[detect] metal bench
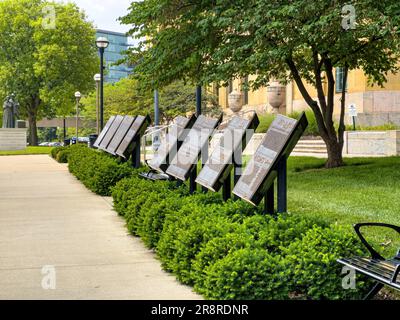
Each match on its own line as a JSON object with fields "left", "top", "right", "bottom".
{"left": 338, "top": 223, "right": 400, "bottom": 299}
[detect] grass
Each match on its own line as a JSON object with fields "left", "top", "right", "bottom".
{"left": 0, "top": 146, "right": 53, "bottom": 156}
{"left": 287, "top": 156, "right": 400, "bottom": 258}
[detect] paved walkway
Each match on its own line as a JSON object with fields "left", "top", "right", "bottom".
{"left": 0, "top": 155, "right": 200, "bottom": 300}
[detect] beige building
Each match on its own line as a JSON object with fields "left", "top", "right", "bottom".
{"left": 213, "top": 69, "right": 400, "bottom": 126}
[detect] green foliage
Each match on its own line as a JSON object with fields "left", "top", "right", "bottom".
{"left": 121, "top": 0, "right": 400, "bottom": 167}
{"left": 56, "top": 149, "right": 70, "bottom": 163}
{"left": 67, "top": 146, "right": 133, "bottom": 196}
{"left": 113, "top": 172, "right": 370, "bottom": 299}
{"left": 139, "top": 193, "right": 186, "bottom": 248}
{"left": 282, "top": 225, "right": 371, "bottom": 300}
{"left": 0, "top": 0, "right": 98, "bottom": 145}
{"left": 62, "top": 150, "right": 378, "bottom": 299}
{"left": 255, "top": 113, "right": 276, "bottom": 134}
{"left": 202, "top": 248, "right": 288, "bottom": 300}
{"left": 51, "top": 146, "right": 72, "bottom": 162}
{"left": 51, "top": 146, "right": 63, "bottom": 159}
{"left": 256, "top": 110, "right": 319, "bottom": 136}
{"left": 81, "top": 78, "right": 220, "bottom": 124}
{"left": 289, "top": 110, "right": 319, "bottom": 137}
{"left": 0, "top": 146, "right": 52, "bottom": 156}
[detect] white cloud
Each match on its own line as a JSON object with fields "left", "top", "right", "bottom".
{"left": 59, "top": 0, "right": 133, "bottom": 33}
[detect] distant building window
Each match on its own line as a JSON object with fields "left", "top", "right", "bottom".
{"left": 336, "top": 67, "right": 348, "bottom": 93}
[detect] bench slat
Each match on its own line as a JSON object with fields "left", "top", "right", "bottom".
{"left": 338, "top": 258, "right": 400, "bottom": 289}
{"left": 342, "top": 257, "right": 395, "bottom": 279}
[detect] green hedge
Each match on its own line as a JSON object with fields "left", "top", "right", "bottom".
{"left": 67, "top": 146, "right": 134, "bottom": 196}
{"left": 60, "top": 146, "right": 372, "bottom": 299}
{"left": 51, "top": 145, "right": 84, "bottom": 163}
{"left": 111, "top": 175, "right": 372, "bottom": 300}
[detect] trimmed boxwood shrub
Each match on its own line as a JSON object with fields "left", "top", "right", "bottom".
{"left": 202, "top": 248, "right": 289, "bottom": 300}
{"left": 51, "top": 146, "right": 63, "bottom": 159}
{"left": 67, "top": 146, "right": 133, "bottom": 196}
{"left": 158, "top": 203, "right": 238, "bottom": 284}
{"left": 281, "top": 225, "right": 371, "bottom": 300}
{"left": 56, "top": 149, "right": 70, "bottom": 163}
{"left": 58, "top": 147, "right": 371, "bottom": 300}
{"left": 138, "top": 193, "right": 186, "bottom": 249}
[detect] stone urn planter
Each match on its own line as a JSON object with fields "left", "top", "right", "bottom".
{"left": 228, "top": 89, "right": 243, "bottom": 113}
{"left": 267, "top": 81, "right": 286, "bottom": 114}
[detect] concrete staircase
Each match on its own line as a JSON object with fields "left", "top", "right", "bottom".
{"left": 293, "top": 139, "right": 327, "bottom": 156}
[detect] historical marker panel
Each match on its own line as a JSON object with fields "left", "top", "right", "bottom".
{"left": 166, "top": 115, "right": 222, "bottom": 181}
{"left": 107, "top": 116, "right": 136, "bottom": 155}
{"left": 93, "top": 116, "right": 116, "bottom": 148}
{"left": 232, "top": 113, "right": 308, "bottom": 206}
{"left": 148, "top": 114, "right": 196, "bottom": 173}
{"left": 115, "top": 115, "right": 151, "bottom": 159}
{"left": 196, "top": 114, "right": 259, "bottom": 192}
{"left": 98, "top": 115, "right": 124, "bottom": 151}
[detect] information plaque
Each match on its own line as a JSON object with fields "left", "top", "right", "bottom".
{"left": 166, "top": 115, "right": 222, "bottom": 181}
{"left": 98, "top": 115, "right": 124, "bottom": 151}
{"left": 196, "top": 114, "right": 259, "bottom": 192}
{"left": 93, "top": 116, "right": 116, "bottom": 148}
{"left": 106, "top": 116, "right": 136, "bottom": 155}
{"left": 232, "top": 113, "right": 308, "bottom": 206}
{"left": 115, "top": 115, "right": 151, "bottom": 159}
{"left": 148, "top": 114, "right": 197, "bottom": 173}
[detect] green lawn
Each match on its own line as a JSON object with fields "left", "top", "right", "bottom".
{"left": 0, "top": 146, "right": 53, "bottom": 156}
{"left": 287, "top": 156, "right": 400, "bottom": 258}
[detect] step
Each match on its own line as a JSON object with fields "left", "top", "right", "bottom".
{"left": 293, "top": 148, "right": 327, "bottom": 154}
{"left": 296, "top": 142, "right": 326, "bottom": 147}
{"left": 298, "top": 139, "right": 325, "bottom": 145}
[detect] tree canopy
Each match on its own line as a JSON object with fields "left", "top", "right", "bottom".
{"left": 0, "top": 0, "right": 98, "bottom": 145}
{"left": 121, "top": 0, "right": 400, "bottom": 167}
{"left": 81, "top": 78, "right": 220, "bottom": 124}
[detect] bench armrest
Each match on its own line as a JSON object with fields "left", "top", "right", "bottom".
{"left": 354, "top": 223, "right": 400, "bottom": 260}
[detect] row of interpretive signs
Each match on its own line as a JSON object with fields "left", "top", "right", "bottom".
{"left": 94, "top": 111, "right": 308, "bottom": 207}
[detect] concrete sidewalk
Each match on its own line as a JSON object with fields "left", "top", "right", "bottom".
{"left": 0, "top": 155, "right": 200, "bottom": 300}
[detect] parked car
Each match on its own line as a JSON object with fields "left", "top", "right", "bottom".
{"left": 48, "top": 142, "right": 62, "bottom": 147}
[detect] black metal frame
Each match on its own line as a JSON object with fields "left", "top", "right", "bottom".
{"left": 338, "top": 223, "right": 400, "bottom": 300}
{"left": 263, "top": 156, "right": 288, "bottom": 215}
{"left": 131, "top": 135, "right": 141, "bottom": 169}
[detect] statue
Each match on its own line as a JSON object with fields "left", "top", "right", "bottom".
{"left": 2, "top": 94, "right": 19, "bottom": 128}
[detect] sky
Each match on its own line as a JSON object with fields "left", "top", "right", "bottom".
{"left": 61, "top": 0, "right": 133, "bottom": 34}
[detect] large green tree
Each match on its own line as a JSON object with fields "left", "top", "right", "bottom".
{"left": 121, "top": 0, "right": 400, "bottom": 168}
{"left": 0, "top": 0, "right": 98, "bottom": 145}
{"left": 81, "top": 77, "right": 220, "bottom": 124}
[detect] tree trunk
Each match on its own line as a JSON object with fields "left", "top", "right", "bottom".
{"left": 28, "top": 112, "right": 38, "bottom": 146}
{"left": 324, "top": 138, "right": 344, "bottom": 168}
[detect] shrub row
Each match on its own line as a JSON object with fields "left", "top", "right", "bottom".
{"left": 66, "top": 146, "right": 134, "bottom": 196}
{"left": 112, "top": 174, "right": 372, "bottom": 300}
{"left": 50, "top": 145, "right": 75, "bottom": 163}
{"left": 56, "top": 145, "right": 372, "bottom": 299}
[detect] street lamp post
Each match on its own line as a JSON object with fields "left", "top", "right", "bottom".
{"left": 94, "top": 74, "right": 101, "bottom": 135}
{"left": 95, "top": 37, "right": 109, "bottom": 130}
{"left": 75, "top": 91, "right": 81, "bottom": 144}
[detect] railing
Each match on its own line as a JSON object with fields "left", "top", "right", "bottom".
{"left": 140, "top": 110, "right": 257, "bottom": 162}
{"left": 141, "top": 124, "right": 173, "bottom": 163}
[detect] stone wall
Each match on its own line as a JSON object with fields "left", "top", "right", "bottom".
{"left": 292, "top": 90, "right": 400, "bottom": 127}
{"left": 211, "top": 131, "right": 400, "bottom": 157}
{"left": 343, "top": 130, "right": 400, "bottom": 156}
{"left": 0, "top": 129, "right": 27, "bottom": 151}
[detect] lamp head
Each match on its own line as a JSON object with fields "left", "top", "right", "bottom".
{"left": 75, "top": 91, "right": 81, "bottom": 101}
{"left": 96, "top": 37, "right": 109, "bottom": 49}
{"left": 94, "top": 74, "right": 101, "bottom": 82}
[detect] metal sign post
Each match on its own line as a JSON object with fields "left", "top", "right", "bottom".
{"left": 348, "top": 104, "right": 358, "bottom": 131}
